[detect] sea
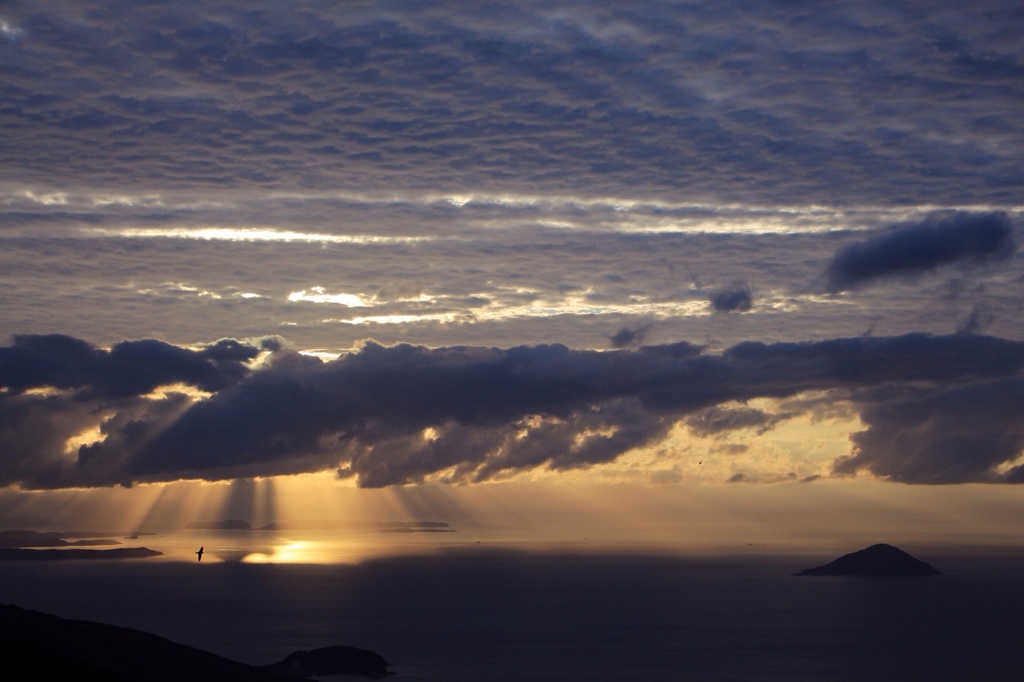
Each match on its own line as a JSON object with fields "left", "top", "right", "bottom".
{"left": 2, "top": 530, "right": 1023, "bottom": 681}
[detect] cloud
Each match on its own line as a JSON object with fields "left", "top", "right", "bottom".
{"left": 0, "top": 19, "right": 25, "bottom": 40}
{"left": 0, "top": 1, "right": 1022, "bottom": 502}
{"left": 833, "top": 378, "right": 1024, "bottom": 484}
{"left": 709, "top": 282, "right": 753, "bottom": 313}
{"left": 957, "top": 303, "right": 996, "bottom": 335}
{"left": 0, "top": 334, "right": 259, "bottom": 398}
{"left": 649, "top": 464, "right": 682, "bottom": 484}
{"left": 709, "top": 443, "right": 749, "bottom": 456}
{"left": 1, "top": 3, "right": 1022, "bottom": 205}
{"left": 824, "top": 211, "right": 1016, "bottom": 292}
{"left": 3, "top": 206, "right": 1021, "bottom": 358}
{"left": 686, "top": 405, "right": 786, "bottom": 437}
{"left": 3, "top": 332, "right": 1024, "bottom": 489}
{"left": 609, "top": 322, "right": 652, "bottom": 348}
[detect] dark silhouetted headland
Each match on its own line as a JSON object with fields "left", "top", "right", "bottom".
{"left": 0, "top": 547, "right": 162, "bottom": 561}
{"left": 0, "top": 604, "right": 304, "bottom": 681}
{"left": 0, "top": 529, "right": 160, "bottom": 560}
{"left": 264, "top": 645, "right": 392, "bottom": 678}
{"left": 0, "top": 529, "right": 121, "bottom": 547}
{"left": 797, "top": 544, "right": 941, "bottom": 576}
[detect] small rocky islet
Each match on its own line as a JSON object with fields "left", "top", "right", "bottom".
{"left": 796, "top": 543, "right": 941, "bottom": 576}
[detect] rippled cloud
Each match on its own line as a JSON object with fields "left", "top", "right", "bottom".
{"left": 0, "top": 1, "right": 1021, "bottom": 205}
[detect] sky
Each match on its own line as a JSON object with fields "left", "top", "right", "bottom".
{"left": 1, "top": 0, "right": 1023, "bottom": 547}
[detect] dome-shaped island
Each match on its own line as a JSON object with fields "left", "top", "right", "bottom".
{"left": 796, "top": 543, "right": 941, "bottom": 576}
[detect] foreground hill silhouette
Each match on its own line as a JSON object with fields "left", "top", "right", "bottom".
{"left": 0, "top": 604, "right": 389, "bottom": 680}
{"left": 797, "top": 544, "right": 941, "bottom": 576}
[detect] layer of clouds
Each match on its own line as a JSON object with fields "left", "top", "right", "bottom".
{"left": 824, "top": 212, "right": 1017, "bottom": 292}
{"left": 2, "top": 332, "right": 1024, "bottom": 489}
{"left": 2, "top": 209, "right": 1019, "bottom": 355}
{"left": 0, "top": 1, "right": 1021, "bottom": 204}
{"left": 0, "top": 1, "right": 1022, "bottom": 494}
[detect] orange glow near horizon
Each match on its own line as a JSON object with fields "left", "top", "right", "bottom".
{"left": 5, "top": 475, "right": 1024, "bottom": 563}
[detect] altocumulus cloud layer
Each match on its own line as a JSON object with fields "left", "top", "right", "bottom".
{"left": 3, "top": 333, "right": 1024, "bottom": 489}
{"left": 0, "top": 0, "right": 1021, "bottom": 204}
{"left": 1, "top": 208, "right": 1020, "bottom": 355}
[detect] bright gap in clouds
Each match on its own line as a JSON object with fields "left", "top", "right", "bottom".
{"left": 0, "top": 19, "right": 24, "bottom": 39}
{"left": 79, "top": 206, "right": 873, "bottom": 237}
{"left": 288, "top": 287, "right": 436, "bottom": 307}
{"left": 302, "top": 288, "right": 845, "bottom": 326}
{"left": 19, "top": 188, "right": 1018, "bottom": 237}
{"left": 83, "top": 227, "right": 434, "bottom": 244}
{"left": 317, "top": 297, "right": 714, "bottom": 326}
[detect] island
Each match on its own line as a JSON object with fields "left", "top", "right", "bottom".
{"left": 377, "top": 521, "right": 455, "bottom": 534}
{"left": 264, "top": 645, "right": 392, "bottom": 678}
{"left": 0, "top": 529, "right": 162, "bottom": 561}
{"left": 796, "top": 543, "right": 941, "bottom": 576}
{"left": 0, "top": 547, "right": 163, "bottom": 561}
{"left": 0, "top": 530, "right": 121, "bottom": 548}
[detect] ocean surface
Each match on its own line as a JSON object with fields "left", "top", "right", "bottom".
{"left": 2, "top": 532, "right": 1023, "bottom": 681}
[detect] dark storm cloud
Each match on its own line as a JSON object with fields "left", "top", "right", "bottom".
{"left": 833, "top": 379, "right": 1024, "bottom": 484}
{"left": 709, "top": 282, "right": 753, "bottom": 313}
{"left": 0, "top": 334, "right": 265, "bottom": 488}
{"left": 3, "top": 332, "right": 1024, "bottom": 489}
{"left": 0, "top": 334, "right": 259, "bottom": 398}
{"left": 1, "top": 1, "right": 1022, "bottom": 203}
{"left": 824, "top": 211, "right": 1017, "bottom": 293}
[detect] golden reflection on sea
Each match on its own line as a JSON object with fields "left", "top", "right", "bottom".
{"left": 138, "top": 528, "right": 470, "bottom": 565}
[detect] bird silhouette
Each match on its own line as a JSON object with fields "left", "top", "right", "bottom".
{"left": 196, "top": 546, "right": 204, "bottom": 562}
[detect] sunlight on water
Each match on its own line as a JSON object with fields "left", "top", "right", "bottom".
{"left": 135, "top": 527, "right": 474, "bottom": 565}
{"left": 8, "top": 477, "right": 1024, "bottom": 566}
{"left": 240, "top": 540, "right": 319, "bottom": 564}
